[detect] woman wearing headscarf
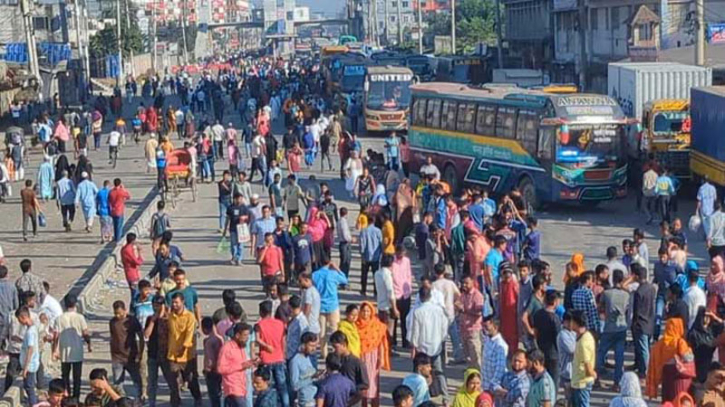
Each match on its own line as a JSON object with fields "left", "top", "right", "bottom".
{"left": 475, "top": 392, "right": 493, "bottom": 407}
{"left": 563, "top": 252, "right": 585, "bottom": 284}
{"left": 54, "top": 154, "right": 70, "bottom": 182}
{"left": 74, "top": 172, "right": 99, "bottom": 233}
{"left": 306, "top": 206, "right": 330, "bottom": 268}
{"left": 344, "top": 150, "right": 364, "bottom": 198}
{"left": 452, "top": 368, "right": 482, "bottom": 407}
{"left": 74, "top": 155, "right": 93, "bottom": 184}
{"left": 646, "top": 317, "right": 695, "bottom": 402}
{"left": 687, "top": 306, "right": 725, "bottom": 383}
{"left": 465, "top": 227, "right": 490, "bottom": 288}
{"left": 608, "top": 372, "right": 648, "bottom": 407}
{"left": 706, "top": 256, "right": 725, "bottom": 363}
{"left": 356, "top": 302, "right": 390, "bottom": 407}
{"left": 672, "top": 392, "right": 695, "bottom": 407}
{"left": 444, "top": 195, "right": 460, "bottom": 241}
{"left": 36, "top": 157, "right": 55, "bottom": 201}
{"left": 393, "top": 178, "right": 416, "bottom": 243}
{"left": 338, "top": 304, "right": 361, "bottom": 357}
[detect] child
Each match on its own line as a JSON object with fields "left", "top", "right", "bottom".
{"left": 201, "top": 317, "right": 223, "bottom": 407}
{"left": 522, "top": 216, "right": 541, "bottom": 262}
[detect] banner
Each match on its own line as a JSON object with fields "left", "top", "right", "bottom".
{"left": 709, "top": 23, "right": 725, "bottom": 44}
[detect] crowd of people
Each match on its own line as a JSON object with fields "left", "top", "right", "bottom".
{"left": 2, "top": 54, "right": 725, "bottom": 407}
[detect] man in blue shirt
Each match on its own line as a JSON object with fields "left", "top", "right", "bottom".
{"left": 250, "top": 205, "right": 277, "bottom": 256}
{"left": 312, "top": 259, "right": 347, "bottom": 359}
{"left": 289, "top": 332, "right": 319, "bottom": 407}
{"left": 523, "top": 217, "right": 541, "bottom": 262}
{"left": 18, "top": 306, "right": 40, "bottom": 406}
{"left": 655, "top": 169, "right": 675, "bottom": 223}
{"left": 315, "top": 353, "right": 357, "bottom": 407}
{"left": 293, "top": 223, "right": 314, "bottom": 275}
{"left": 385, "top": 132, "right": 400, "bottom": 171}
{"left": 468, "top": 194, "right": 486, "bottom": 232}
{"left": 56, "top": 170, "right": 76, "bottom": 232}
{"left": 484, "top": 236, "right": 507, "bottom": 292}
{"left": 697, "top": 176, "right": 717, "bottom": 238}
{"left": 359, "top": 218, "right": 382, "bottom": 297}
{"left": 653, "top": 247, "right": 681, "bottom": 339}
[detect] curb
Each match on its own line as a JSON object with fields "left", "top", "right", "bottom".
{"left": 73, "top": 186, "right": 161, "bottom": 314}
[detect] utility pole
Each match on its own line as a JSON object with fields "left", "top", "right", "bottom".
{"left": 181, "top": 0, "right": 189, "bottom": 64}
{"left": 116, "top": 0, "right": 123, "bottom": 86}
{"left": 151, "top": 0, "right": 157, "bottom": 73}
{"left": 494, "top": 0, "right": 503, "bottom": 67}
{"left": 81, "top": 0, "right": 91, "bottom": 82}
{"left": 124, "top": 0, "right": 135, "bottom": 77}
{"left": 384, "top": 0, "right": 389, "bottom": 45}
{"left": 371, "top": 0, "right": 379, "bottom": 46}
{"left": 417, "top": 0, "right": 423, "bottom": 53}
{"left": 73, "top": 0, "right": 85, "bottom": 86}
{"left": 695, "top": 0, "right": 705, "bottom": 66}
{"left": 396, "top": 0, "right": 403, "bottom": 45}
{"left": 577, "top": 0, "right": 588, "bottom": 90}
{"left": 450, "top": 0, "right": 455, "bottom": 54}
{"left": 20, "top": 0, "right": 41, "bottom": 89}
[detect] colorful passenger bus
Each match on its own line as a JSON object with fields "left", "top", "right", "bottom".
{"left": 364, "top": 66, "right": 414, "bottom": 133}
{"left": 408, "top": 83, "right": 630, "bottom": 206}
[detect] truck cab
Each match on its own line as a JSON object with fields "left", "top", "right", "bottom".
{"left": 641, "top": 99, "right": 691, "bottom": 178}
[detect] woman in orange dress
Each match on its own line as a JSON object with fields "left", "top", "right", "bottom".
{"left": 356, "top": 302, "right": 391, "bottom": 407}
{"left": 646, "top": 317, "right": 695, "bottom": 402}
{"left": 498, "top": 266, "right": 519, "bottom": 352}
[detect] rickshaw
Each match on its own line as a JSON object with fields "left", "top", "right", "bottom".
{"left": 164, "top": 149, "right": 197, "bottom": 206}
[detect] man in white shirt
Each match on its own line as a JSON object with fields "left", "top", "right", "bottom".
{"left": 605, "top": 246, "right": 628, "bottom": 285}
{"left": 642, "top": 167, "right": 658, "bottom": 224}
{"left": 250, "top": 133, "right": 266, "bottom": 183}
{"left": 431, "top": 263, "right": 463, "bottom": 362}
{"left": 211, "top": 121, "right": 225, "bottom": 160}
{"left": 108, "top": 130, "right": 121, "bottom": 164}
{"left": 419, "top": 156, "right": 440, "bottom": 181}
{"left": 683, "top": 269, "right": 707, "bottom": 330}
{"left": 40, "top": 282, "right": 63, "bottom": 325}
{"left": 374, "top": 255, "right": 399, "bottom": 338}
{"left": 408, "top": 286, "right": 449, "bottom": 404}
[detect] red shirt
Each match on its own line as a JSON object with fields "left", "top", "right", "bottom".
{"left": 259, "top": 245, "right": 283, "bottom": 277}
{"left": 109, "top": 187, "right": 131, "bottom": 217}
{"left": 120, "top": 243, "right": 143, "bottom": 284}
{"left": 256, "top": 317, "right": 285, "bottom": 364}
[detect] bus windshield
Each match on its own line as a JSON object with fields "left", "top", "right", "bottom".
{"left": 653, "top": 111, "right": 687, "bottom": 134}
{"left": 407, "top": 57, "right": 430, "bottom": 75}
{"left": 341, "top": 65, "right": 366, "bottom": 92}
{"left": 556, "top": 124, "right": 622, "bottom": 165}
{"left": 366, "top": 78, "right": 412, "bottom": 110}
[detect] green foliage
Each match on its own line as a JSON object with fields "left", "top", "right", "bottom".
{"left": 89, "top": 0, "right": 145, "bottom": 57}
{"left": 424, "top": 0, "right": 500, "bottom": 53}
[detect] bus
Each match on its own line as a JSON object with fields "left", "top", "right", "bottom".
{"left": 322, "top": 54, "right": 368, "bottom": 98}
{"left": 408, "top": 82, "right": 631, "bottom": 206}
{"left": 364, "top": 66, "right": 414, "bottom": 133}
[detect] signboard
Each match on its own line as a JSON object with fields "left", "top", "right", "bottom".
{"left": 343, "top": 65, "right": 366, "bottom": 76}
{"left": 369, "top": 74, "right": 413, "bottom": 82}
{"left": 709, "top": 23, "right": 725, "bottom": 44}
{"left": 556, "top": 95, "right": 618, "bottom": 107}
{"left": 553, "top": 0, "right": 576, "bottom": 11}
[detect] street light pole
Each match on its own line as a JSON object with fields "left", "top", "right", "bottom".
{"left": 417, "top": 0, "right": 423, "bottom": 53}
{"left": 450, "top": 0, "right": 455, "bottom": 54}
{"left": 116, "top": 0, "right": 124, "bottom": 86}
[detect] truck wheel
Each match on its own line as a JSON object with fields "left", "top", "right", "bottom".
{"left": 443, "top": 165, "right": 459, "bottom": 195}
{"left": 518, "top": 176, "right": 538, "bottom": 211}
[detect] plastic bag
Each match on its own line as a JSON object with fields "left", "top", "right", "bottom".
{"left": 689, "top": 214, "right": 701, "bottom": 233}
{"left": 216, "top": 236, "right": 230, "bottom": 254}
{"left": 38, "top": 212, "right": 47, "bottom": 228}
{"left": 237, "top": 223, "right": 251, "bottom": 243}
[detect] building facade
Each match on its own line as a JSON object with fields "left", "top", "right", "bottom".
{"left": 375, "top": 0, "right": 416, "bottom": 44}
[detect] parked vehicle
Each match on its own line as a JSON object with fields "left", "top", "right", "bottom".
{"left": 690, "top": 86, "right": 725, "bottom": 187}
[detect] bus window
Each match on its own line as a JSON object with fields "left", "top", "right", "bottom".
{"left": 441, "top": 100, "right": 458, "bottom": 131}
{"left": 517, "top": 109, "right": 539, "bottom": 153}
{"left": 413, "top": 98, "right": 427, "bottom": 126}
{"left": 538, "top": 127, "right": 554, "bottom": 160}
{"left": 456, "top": 103, "right": 468, "bottom": 131}
{"left": 462, "top": 103, "right": 476, "bottom": 133}
{"left": 427, "top": 99, "right": 441, "bottom": 128}
{"left": 496, "top": 107, "right": 517, "bottom": 139}
{"left": 475, "top": 104, "right": 496, "bottom": 135}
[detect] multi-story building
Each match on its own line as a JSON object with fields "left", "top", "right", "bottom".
{"left": 502, "top": 0, "right": 554, "bottom": 69}
{"left": 374, "top": 0, "right": 416, "bottom": 44}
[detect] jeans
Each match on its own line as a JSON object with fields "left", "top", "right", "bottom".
{"left": 571, "top": 383, "right": 592, "bottom": 407}
{"left": 4, "top": 353, "right": 20, "bottom": 392}
{"left": 388, "top": 156, "right": 400, "bottom": 171}
{"left": 205, "top": 371, "right": 223, "bottom": 407}
{"left": 643, "top": 195, "right": 657, "bottom": 222}
{"left": 702, "top": 213, "right": 712, "bottom": 239}
{"left": 61, "top": 361, "right": 82, "bottom": 398}
{"left": 94, "top": 133, "right": 101, "bottom": 149}
{"left": 633, "top": 332, "right": 651, "bottom": 376}
{"left": 448, "top": 318, "right": 464, "bottom": 361}
{"left": 202, "top": 158, "right": 212, "bottom": 180}
{"left": 112, "top": 361, "right": 143, "bottom": 397}
{"left": 429, "top": 352, "right": 449, "bottom": 402}
{"left": 659, "top": 195, "right": 672, "bottom": 223}
{"left": 655, "top": 295, "right": 666, "bottom": 340}
{"left": 230, "top": 230, "right": 244, "bottom": 262}
{"left": 269, "top": 362, "right": 290, "bottom": 407}
{"left": 225, "top": 396, "right": 248, "bottom": 407}
{"left": 596, "top": 330, "right": 626, "bottom": 384}
{"left": 23, "top": 369, "right": 38, "bottom": 406}
{"left": 360, "top": 260, "right": 379, "bottom": 297}
{"left": 147, "top": 358, "right": 172, "bottom": 407}
{"left": 250, "top": 157, "right": 265, "bottom": 182}
{"left": 219, "top": 200, "right": 230, "bottom": 231}
{"left": 339, "top": 242, "right": 351, "bottom": 279}
{"left": 393, "top": 296, "right": 411, "bottom": 348}
{"left": 22, "top": 212, "right": 37, "bottom": 239}
{"left": 112, "top": 215, "right": 124, "bottom": 242}
{"left": 61, "top": 204, "right": 76, "bottom": 228}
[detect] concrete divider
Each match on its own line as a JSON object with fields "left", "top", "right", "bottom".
{"left": 0, "top": 186, "right": 161, "bottom": 406}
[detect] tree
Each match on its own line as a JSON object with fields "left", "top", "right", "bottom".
{"left": 88, "top": 0, "right": 145, "bottom": 57}
{"left": 424, "top": 0, "right": 499, "bottom": 53}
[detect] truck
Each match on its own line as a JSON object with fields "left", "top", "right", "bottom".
{"left": 607, "top": 62, "right": 712, "bottom": 178}
{"left": 690, "top": 86, "right": 725, "bottom": 187}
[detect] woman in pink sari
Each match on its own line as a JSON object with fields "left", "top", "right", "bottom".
{"left": 393, "top": 178, "right": 416, "bottom": 243}
{"left": 465, "top": 226, "right": 490, "bottom": 286}
{"left": 499, "top": 266, "right": 519, "bottom": 352}
{"left": 707, "top": 255, "right": 725, "bottom": 362}
{"left": 444, "top": 195, "right": 460, "bottom": 240}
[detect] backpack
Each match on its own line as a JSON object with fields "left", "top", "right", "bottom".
{"left": 151, "top": 213, "right": 168, "bottom": 238}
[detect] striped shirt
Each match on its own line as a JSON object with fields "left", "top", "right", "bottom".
{"left": 482, "top": 333, "right": 509, "bottom": 392}
{"left": 571, "top": 287, "right": 600, "bottom": 333}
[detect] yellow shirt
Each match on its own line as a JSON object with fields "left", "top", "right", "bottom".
{"left": 167, "top": 309, "right": 196, "bottom": 363}
{"left": 571, "top": 330, "right": 596, "bottom": 389}
{"left": 382, "top": 221, "right": 395, "bottom": 255}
